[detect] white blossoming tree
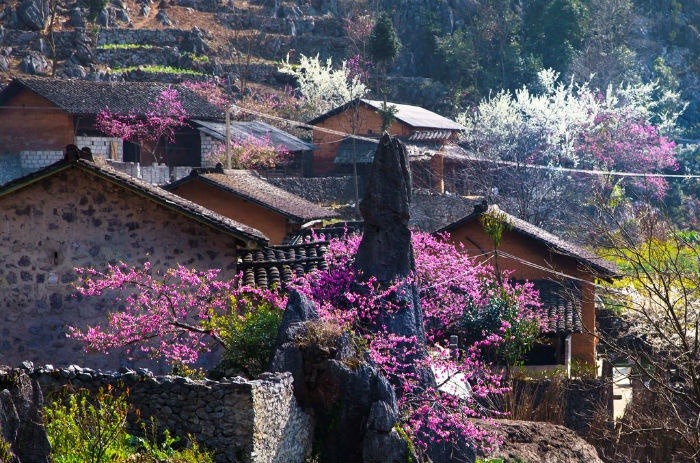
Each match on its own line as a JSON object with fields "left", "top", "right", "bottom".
{"left": 279, "top": 53, "right": 368, "bottom": 118}
{"left": 456, "top": 69, "right": 684, "bottom": 231}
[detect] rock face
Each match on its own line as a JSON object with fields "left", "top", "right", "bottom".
{"left": 0, "top": 367, "right": 51, "bottom": 463}
{"left": 19, "top": 51, "right": 49, "bottom": 74}
{"left": 355, "top": 133, "right": 414, "bottom": 283}
{"left": 480, "top": 419, "right": 604, "bottom": 463}
{"left": 354, "top": 133, "right": 428, "bottom": 345}
{"left": 269, "top": 290, "right": 415, "bottom": 463}
{"left": 16, "top": 0, "right": 49, "bottom": 30}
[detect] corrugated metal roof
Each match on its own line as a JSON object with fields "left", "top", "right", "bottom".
{"left": 193, "top": 119, "right": 315, "bottom": 153}
{"left": 360, "top": 99, "right": 465, "bottom": 130}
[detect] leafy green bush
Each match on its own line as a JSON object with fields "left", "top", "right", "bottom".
{"left": 214, "top": 293, "right": 283, "bottom": 377}
{"left": 44, "top": 387, "right": 130, "bottom": 463}
{"left": 97, "top": 44, "right": 155, "bottom": 51}
{"left": 44, "top": 388, "right": 213, "bottom": 463}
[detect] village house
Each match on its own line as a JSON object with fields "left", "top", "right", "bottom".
{"left": 307, "top": 98, "right": 467, "bottom": 191}
{"left": 0, "top": 154, "right": 267, "bottom": 371}
{"left": 438, "top": 202, "right": 618, "bottom": 374}
{"left": 165, "top": 167, "right": 338, "bottom": 245}
{"left": 194, "top": 119, "right": 316, "bottom": 177}
{"left": 0, "top": 77, "right": 223, "bottom": 173}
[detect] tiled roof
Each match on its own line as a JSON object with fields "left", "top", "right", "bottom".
{"left": 438, "top": 203, "right": 618, "bottom": 276}
{"left": 165, "top": 168, "right": 338, "bottom": 222}
{"left": 0, "top": 77, "right": 224, "bottom": 120}
{"left": 308, "top": 98, "right": 465, "bottom": 131}
{"left": 192, "top": 119, "right": 315, "bottom": 152}
{"left": 284, "top": 222, "right": 364, "bottom": 245}
{"left": 0, "top": 158, "right": 268, "bottom": 246}
{"left": 239, "top": 241, "right": 329, "bottom": 289}
{"left": 531, "top": 280, "right": 583, "bottom": 334}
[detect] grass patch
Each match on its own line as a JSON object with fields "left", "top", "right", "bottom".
{"left": 113, "top": 65, "right": 206, "bottom": 76}
{"left": 97, "top": 43, "right": 156, "bottom": 51}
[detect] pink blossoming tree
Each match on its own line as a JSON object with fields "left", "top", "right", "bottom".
{"left": 293, "top": 231, "right": 545, "bottom": 449}
{"left": 95, "top": 88, "right": 188, "bottom": 164}
{"left": 70, "top": 231, "right": 545, "bottom": 452}
{"left": 68, "top": 262, "right": 285, "bottom": 366}
{"left": 205, "top": 134, "right": 292, "bottom": 170}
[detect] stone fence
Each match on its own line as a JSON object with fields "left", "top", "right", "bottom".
{"left": 23, "top": 365, "right": 313, "bottom": 463}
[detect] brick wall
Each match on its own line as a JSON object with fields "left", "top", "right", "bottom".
{"left": 0, "top": 165, "right": 244, "bottom": 372}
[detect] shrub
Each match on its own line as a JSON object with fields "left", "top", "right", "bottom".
{"left": 214, "top": 293, "right": 284, "bottom": 377}
{"left": 44, "top": 388, "right": 213, "bottom": 463}
{"left": 44, "top": 387, "right": 130, "bottom": 463}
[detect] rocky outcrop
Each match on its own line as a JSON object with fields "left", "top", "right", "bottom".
{"left": 354, "top": 134, "right": 427, "bottom": 343}
{"left": 269, "top": 290, "right": 415, "bottom": 463}
{"left": 480, "top": 419, "right": 604, "bottom": 463}
{"left": 0, "top": 367, "right": 50, "bottom": 463}
{"left": 19, "top": 50, "right": 49, "bottom": 74}
{"left": 16, "top": 0, "right": 49, "bottom": 31}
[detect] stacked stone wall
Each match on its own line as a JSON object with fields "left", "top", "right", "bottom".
{"left": 0, "top": 166, "right": 241, "bottom": 371}
{"left": 21, "top": 366, "right": 313, "bottom": 463}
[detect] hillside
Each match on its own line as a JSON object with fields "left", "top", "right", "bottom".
{"left": 1, "top": 0, "right": 699, "bottom": 130}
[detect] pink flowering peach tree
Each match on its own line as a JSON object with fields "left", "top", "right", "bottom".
{"left": 68, "top": 262, "right": 285, "bottom": 366}
{"left": 205, "top": 134, "right": 291, "bottom": 170}
{"left": 293, "top": 231, "right": 545, "bottom": 449}
{"left": 95, "top": 88, "right": 188, "bottom": 164}
{"left": 70, "top": 231, "right": 545, "bottom": 451}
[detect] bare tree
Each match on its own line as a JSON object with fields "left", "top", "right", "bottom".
{"left": 591, "top": 201, "right": 700, "bottom": 461}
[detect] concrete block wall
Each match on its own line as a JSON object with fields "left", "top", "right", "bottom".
{"left": 201, "top": 132, "right": 221, "bottom": 167}
{"left": 19, "top": 150, "right": 63, "bottom": 171}
{"left": 105, "top": 161, "right": 173, "bottom": 185}
{"left": 140, "top": 165, "right": 171, "bottom": 185}
{"left": 75, "top": 136, "right": 124, "bottom": 161}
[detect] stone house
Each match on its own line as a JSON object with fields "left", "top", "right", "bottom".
{"left": 0, "top": 77, "right": 224, "bottom": 182}
{"left": 0, "top": 155, "right": 268, "bottom": 371}
{"left": 165, "top": 167, "right": 338, "bottom": 245}
{"left": 437, "top": 202, "right": 617, "bottom": 374}
{"left": 307, "top": 98, "right": 466, "bottom": 189}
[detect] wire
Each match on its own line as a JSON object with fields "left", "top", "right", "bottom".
{"left": 231, "top": 103, "right": 700, "bottom": 180}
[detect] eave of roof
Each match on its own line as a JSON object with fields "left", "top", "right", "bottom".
{"left": 307, "top": 98, "right": 465, "bottom": 131}
{"left": 165, "top": 169, "right": 338, "bottom": 222}
{"left": 0, "top": 159, "right": 268, "bottom": 247}
{"left": 437, "top": 204, "right": 618, "bottom": 277}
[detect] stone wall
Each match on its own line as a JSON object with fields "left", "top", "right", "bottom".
{"left": 22, "top": 366, "right": 313, "bottom": 463}
{"left": 266, "top": 175, "right": 356, "bottom": 205}
{"left": 201, "top": 132, "right": 219, "bottom": 167}
{"left": 0, "top": 165, "right": 242, "bottom": 371}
